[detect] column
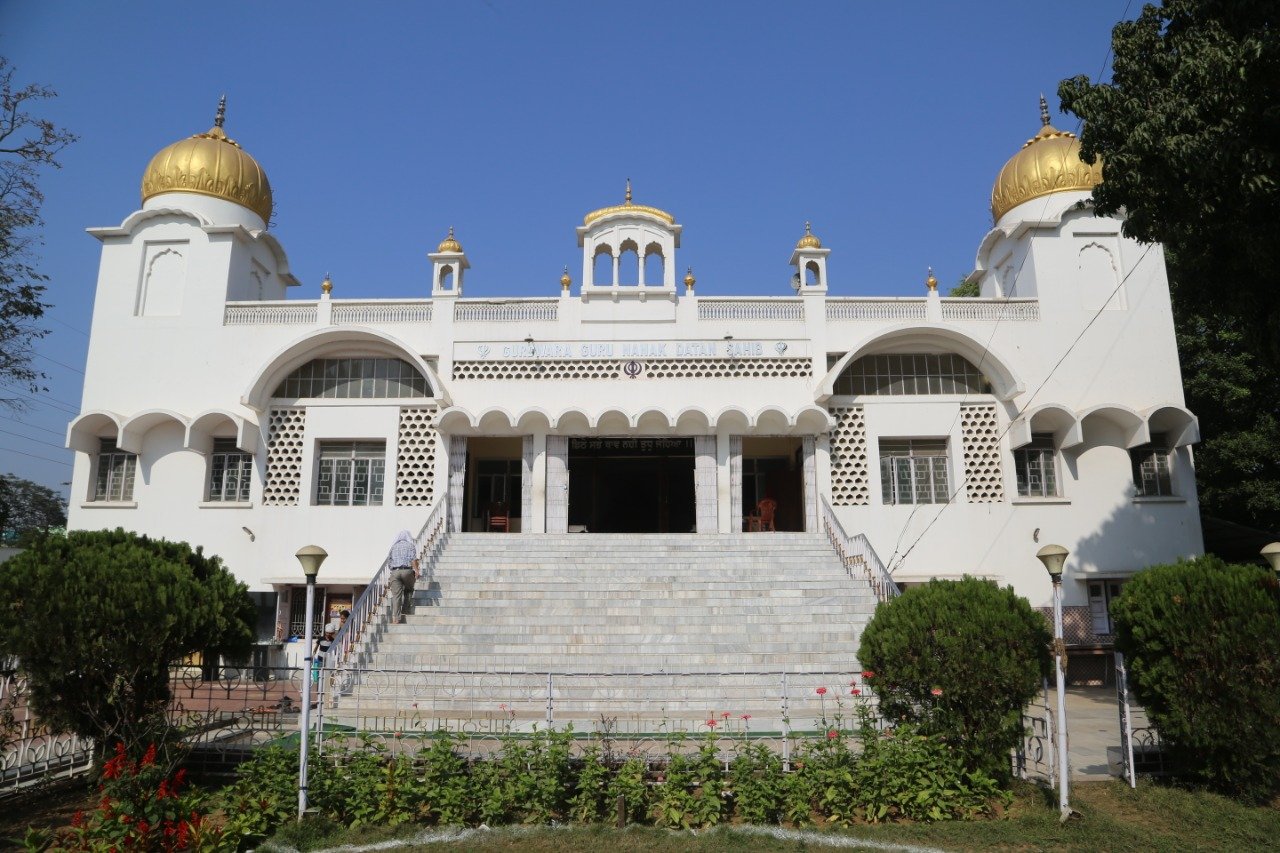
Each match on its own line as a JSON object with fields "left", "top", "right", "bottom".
{"left": 448, "top": 435, "right": 467, "bottom": 532}
{"left": 694, "top": 435, "right": 718, "bottom": 534}
{"left": 545, "top": 435, "right": 568, "bottom": 533}
{"left": 802, "top": 436, "right": 818, "bottom": 533}
{"left": 729, "top": 435, "right": 743, "bottom": 534}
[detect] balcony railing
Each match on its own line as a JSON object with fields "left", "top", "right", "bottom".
{"left": 826, "top": 298, "right": 928, "bottom": 321}
{"left": 455, "top": 300, "right": 559, "bottom": 323}
{"left": 698, "top": 298, "right": 804, "bottom": 321}
{"left": 224, "top": 301, "right": 318, "bottom": 325}
{"left": 940, "top": 298, "right": 1040, "bottom": 321}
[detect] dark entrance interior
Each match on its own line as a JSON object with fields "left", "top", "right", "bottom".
{"left": 741, "top": 436, "right": 805, "bottom": 532}
{"left": 568, "top": 437, "right": 695, "bottom": 533}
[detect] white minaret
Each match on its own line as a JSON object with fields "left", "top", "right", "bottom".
{"left": 429, "top": 227, "right": 470, "bottom": 297}
{"left": 789, "top": 222, "right": 829, "bottom": 292}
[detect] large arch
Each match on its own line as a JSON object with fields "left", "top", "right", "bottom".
{"left": 241, "top": 328, "right": 446, "bottom": 411}
{"left": 67, "top": 410, "right": 125, "bottom": 453}
{"left": 817, "top": 324, "right": 1025, "bottom": 402}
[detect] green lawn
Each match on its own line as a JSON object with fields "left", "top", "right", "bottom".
{"left": 262, "top": 780, "right": 1280, "bottom": 852}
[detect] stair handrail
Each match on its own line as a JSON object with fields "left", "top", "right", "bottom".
{"left": 819, "top": 495, "right": 899, "bottom": 602}
{"left": 326, "top": 496, "right": 450, "bottom": 670}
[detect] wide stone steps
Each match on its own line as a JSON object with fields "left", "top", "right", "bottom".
{"left": 335, "top": 532, "right": 877, "bottom": 724}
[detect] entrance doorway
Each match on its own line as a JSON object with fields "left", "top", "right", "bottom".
{"left": 462, "top": 437, "right": 523, "bottom": 532}
{"left": 741, "top": 436, "right": 805, "bottom": 532}
{"left": 567, "top": 437, "right": 695, "bottom": 533}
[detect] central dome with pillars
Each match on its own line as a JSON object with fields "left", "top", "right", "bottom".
{"left": 576, "top": 181, "right": 682, "bottom": 292}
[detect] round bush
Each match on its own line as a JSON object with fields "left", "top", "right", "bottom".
{"left": 1112, "top": 555, "right": 1280, "bottom": 802}
{"left": 857, "top": 577, "right": 1051, "bottom": 780}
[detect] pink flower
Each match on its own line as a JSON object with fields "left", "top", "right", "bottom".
{"left": 827, "top": 730, "right": 838, "bottom": 739}
{"left": 394, "top": 731, "right": 404, "bottom": 738}
{"left": 931, "top": 687, "right": 943, "bottom": 697}
{"left": 741, "top": 714, "right": 752, "bottom": 721}
{"left": 816, "top": 686, "right": 828, "bottom": 696}
{"left": 850, "top": 688, "right": 861, "bottom": 696}
{"left": 706, "top": 718, "right": 718, "bottom": 728}
{"left": 498, "top": 703, "right": 507, "bottom": 711}
{"left": 721, "top": 711, "right": 731, "bottom": 718}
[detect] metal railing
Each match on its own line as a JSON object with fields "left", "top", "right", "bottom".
{"left": 326, "top": 498, "right": 450, "bottom": 672}
{"left": 1, "top": 668, "right": 94, "bottom": 795}
{"left": 819, "top": 496, "right": 899, "bottom": 602}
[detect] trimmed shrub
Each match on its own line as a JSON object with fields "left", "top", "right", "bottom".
{"left": 857, "top": 577, "right": 1051, "bottom": 780}
{"left": 1111, "top": 555, "right": 1280, "bottom": 803}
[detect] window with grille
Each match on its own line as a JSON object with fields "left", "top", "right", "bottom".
{"left": 273, "top": 358, "right": 429, "bottom": 399}
{"left": 94, "top": 438, "right": 137, "bottom": 501}
{"left": 1130, "top": 439, "right": 1173, "bottom": 497}
{"left": 879, "top": 439, "right": 949, "bottom": 505}
{"left": 1014, "top": 434, "right": 1059, "bottom": 497}
{"left": 315, "top": 442, "right": 386, "bottom": 506}
{"left": 288, "top": 586, "right": 328, "bottom": 638}
{"left": 834, "top": 353, "right": 989, "bottom": 396}
{"left": 208, "top": 438, "right": 253, "bottom": 502}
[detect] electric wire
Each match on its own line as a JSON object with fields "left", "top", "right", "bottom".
{"left": 0, "top": 426, "right": 68, "bottom": 451}
{"left": 0, "top": 444, "right": 73, "bottom": 466}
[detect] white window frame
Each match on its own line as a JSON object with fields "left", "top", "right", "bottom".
{"left": 879, "top": 438, "right": 950, "bottom": 505}
{"left": 1130, "top": 439, "right": 1174, "bottom": 497}
{"left": 315, "top": 441, "right": 386, "bottom": 506}
{"left": 94, "top": 438, "right": 137, "bottom": 502}
{"left": 208, "top": 438, "right": 253, "bottom": 502}
{"left": 1014, "top": 434, "right": 1060, "bottom": 498}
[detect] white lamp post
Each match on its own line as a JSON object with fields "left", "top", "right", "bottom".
{"left": 1036, "top": 543, "right": 1071, "bottom": 822}
{"left": 1261, "top": 543, "right": 1280, "bottom": 577}
{"left": 295, "top": 545, "right": 327, "bottom": 821}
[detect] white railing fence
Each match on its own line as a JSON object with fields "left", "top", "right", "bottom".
{"left": 454, "top": 300, "right": 559, "bottom": 323}
{"left": 819, "top": 496, "right": 899, "bottom": 602}
{"left": 1, "top": 668, "right": 95, "bottom": 794}
{"left": 826, "top": 298, "right": 929, "bottom": 321}
{"left": 939, "top": 298, "right": 1040, "bottom": 321}
{"left": 697, "top": 299, "right": 804, "bottom": 321}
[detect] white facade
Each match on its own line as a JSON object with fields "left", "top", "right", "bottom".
{"left": 67, "top": 114, "right": 1203, "bottom": 649}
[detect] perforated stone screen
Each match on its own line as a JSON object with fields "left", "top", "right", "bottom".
{"left": 396, "top": 407, "right": 439, "bottom": 506}
{"left": 829, "top": 406, "right": 869, "bottom": 506}
{"left": 961, "top": 403, "right": 1005, "bottom": 503}
{"left": 452, "top": 358, "right": 812, "bottom": 381}
{"left": 264, "top": 407, "right": 305, "bottom": 506}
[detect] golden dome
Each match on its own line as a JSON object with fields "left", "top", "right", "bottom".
{"left": 437, "top": 226, "right": 463, "bottom": 253}
{"left": 140, "top": 97, "right": 273, "bottom": 224}
{"left": 990, "top": 96, "right": 1103, "bottom": 223}
{"left": 584, "top": 179, "right": 674, "bottom": 226}
{"left": 683, "top": 267, "right": 696, "bottom": 289}
{"left": 560, "top": 266, "right": 572, "bottom": 289}
{"left": 796, "top": 221, "right": 822, "bottom": 249}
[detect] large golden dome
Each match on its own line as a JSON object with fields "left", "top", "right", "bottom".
{"left": 990, "top": 98, "right": 1102, "bottom": 223}
{"left": 140, "top": 98, "right": 273, "bottom": 224}
{"left": 584, "top": 179, "right": 674, "bottom": 226}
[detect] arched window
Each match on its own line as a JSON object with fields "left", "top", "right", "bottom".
{"left": 834, "top": 353, "right": 990, "bottom": 396}
{"left": 643, "top": 243, "right": 664, "bottom": 286}
{"left": 273, "top": 357, "right": 429, "bottom": 399}
{"left": 593, "top": 244, "right": 613, "bottom": 286}
{"left": 618, "top": 239, "right": 639, "bottom": 285}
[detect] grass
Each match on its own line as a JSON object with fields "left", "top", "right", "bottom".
{"left": 257, "top": 780, "right": 1280, "bottom": 852}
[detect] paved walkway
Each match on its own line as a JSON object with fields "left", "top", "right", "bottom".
{"left": 1051, "top": 685, "right": 1149, "bottom": 780}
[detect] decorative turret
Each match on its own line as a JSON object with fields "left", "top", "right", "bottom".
{"left": 576, "top": 180, "right": 682, "bottom": 296}
{"left": 429, "top": 226, "right": 469, "bottom": 296}
{"left": 789, "top": 221, "right": 829, "bottom": 292}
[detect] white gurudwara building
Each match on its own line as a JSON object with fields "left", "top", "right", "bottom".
{"left": 67, "top": 99, "right": 1202, "bottom": 692}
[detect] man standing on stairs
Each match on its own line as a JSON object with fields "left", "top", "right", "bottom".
{"left": 387, "top": 530, "right": 419, "bottom": 624}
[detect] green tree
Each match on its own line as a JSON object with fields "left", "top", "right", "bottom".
{"left": 0, "top": 57, "right": 76, "bottom": 408}
{"left": 1059, "top": 1, "right": 1280, "bottom": 530}
{"left": 0, "top": 473, "right": 66, "bottom": 544}
{"left": 1112, "top": 555, "right": 1280, "bottom": 802}
{"left": 857, "top": 577, "right": 1051, "bottom": 781}
{"left": 0, "top": 529, "right": 254, "bottom": 750}
{"left": 949, "top": 277, "right": 980, "bottom": 297}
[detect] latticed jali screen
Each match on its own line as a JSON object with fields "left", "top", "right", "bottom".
{"left": 961, "top": 403, "right": 1005, "bottom": 503}
{"left": 452, "top": 358, "right": 812, "bottom": 381}
{"left": 263, "top": 407, "right": 306, "bottom": 506}
{"left": 828, "top": 406, "right": 870, "bottom": 506}
{"left": 396, "top": 406, "right": 439, "bottom": 506}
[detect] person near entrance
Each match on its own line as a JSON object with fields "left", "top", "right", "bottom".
{"left": 387, "top": 530, "right": 419, "bottom": 624}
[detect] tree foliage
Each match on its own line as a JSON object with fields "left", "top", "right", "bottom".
{"left": 949, "top": 277, "right": 980, "bottom": 297}
{"left": 0, "top": 56, "right": 76, "bottom": 407}
{"left": 0, "top": 472, "right": 66, "bottom": 544}
{"left": 1059, "top": 1, "right": 1280, "bottom": 530}
{"left": 1112, "top": 555, "right": 1280, "bottom": 802}
{"left": 857, "top": 577, "right": 1051, "bottom": 781}
{"left": 0, "top": 529, "right": 254, "bottom": 748}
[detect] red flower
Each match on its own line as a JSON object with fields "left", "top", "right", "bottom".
{"left": 827, "top": 730, "right": 838, "bottom": 739}
{"left": 136, "top": 819, "right": 150, "bottom": 835}
{"left": 931, "top": 687, "right": 943, "bottom": 697}
{"left": 850, "top": 688, "right": 861, "bottom": 696}
{"left": 141, "top": 743, "right": 157, "bottom": 767}
{"left": 862, "top": 670, "right": 875, "bottom": 679}
{"left": 157, "top": 779, "right": 170, "bottom": 799}
{"left": 721, "top": 711, "right": 731, "bottom": 718}
{"left": 816, "top": 686, "right": 828, "bottom": 696}
{"left": 71, "top": 811, "right": 84, "bottom": 828}
{"left": 706, "top": 718, "right": 718, "bottom": 728}
{"left": 741, "top": 714, "right": 751, "bottom": 721}
{"left": 174, "top": 768, "right": 187, "bottom": 790}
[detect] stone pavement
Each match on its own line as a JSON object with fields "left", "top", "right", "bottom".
{"left": 1054, "top": 685, "right": 1149, "bottom": 780}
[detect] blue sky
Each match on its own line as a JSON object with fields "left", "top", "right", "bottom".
{"left": 2, "top": 0, "right": 1136, "bottom": 493}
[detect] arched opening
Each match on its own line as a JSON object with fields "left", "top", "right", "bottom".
{"left": 804, "top": 260, "right": 820, "bottom": 288}
{"left": 618, "top": 239, "right": 639, "bottom": 285}
{"left": 643, "top": 243, "right": 664, "bottom": 286}
{"left": 834, "top": 352, "right": 990, "bottom": 396}
{"left": 273, "top": 357, "right": 430, "bottom": 399}
{"left": 593, "top": 244, "right": 613, "bottom": 286}
{"left": 437, "top": 264, "right": 455, "bottom": 293}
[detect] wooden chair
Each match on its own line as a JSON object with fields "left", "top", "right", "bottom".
{"left": 486, "top": 501, "right": 510, "bottom": 532}
{"left": 756, "top": 498, "right": 778, "bottom": 532}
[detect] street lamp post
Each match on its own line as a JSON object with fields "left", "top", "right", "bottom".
{"left": 295, "top": 545, "right": 328, "bottom": 822}
{"left": 1261, "top": 543, "right": 1280, "bottom": 578}
{"left": 1036, "top": 543, "right": 1071, "bottom": 822}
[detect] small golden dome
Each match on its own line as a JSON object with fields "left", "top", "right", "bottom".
{"left": 584, "top": 179, "right": 675, "bottom": 226}
{"left": 437, "top": 226, "right": 463, "bottom": 253}
{"left": 683, "top": 267, "right": 696, "bottom": 290}
{"left": 796, "top": 221, "right": 822, "bottom": 249}
{"left": 990, "top": 96, "right": 1103, "bottom": 223}
{"left": 140, "top": 97, "right": 273, "bottom": 224}
{"left": 560, "top": 266, "right": 572, "bottom": 289}
{"left": 321, "top": 274, "right": 333, "bottom": 295}
{"left": 925, "top": 267, "right": 938, "bottom": 292}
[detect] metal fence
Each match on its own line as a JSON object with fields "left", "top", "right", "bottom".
{"left": 1, "top": 668, "right": 94, "bottom": 794}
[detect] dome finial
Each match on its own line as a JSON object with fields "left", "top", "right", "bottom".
{"left": 321, "top": 273, "right": 333, "bottom": 295}
{"left": 625, "top": 178, "right": 632, "bottom": 205}
{"left": 560, "top": 266, "right": 572, "bottom": 290}
{"left": 1039, "top": 93, "right": 1050, "bottom": 127}
{"left": 215, "top": 94, "right": 227, "bottom": 129}
{"left": 925, "top": 267, "right": 938, "bottom": 292}
{"left": 437, "top": 226, "right": 463, "bottom": 253}
{"left": 796, "top": 220, "right": 822, "bottom": 249}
